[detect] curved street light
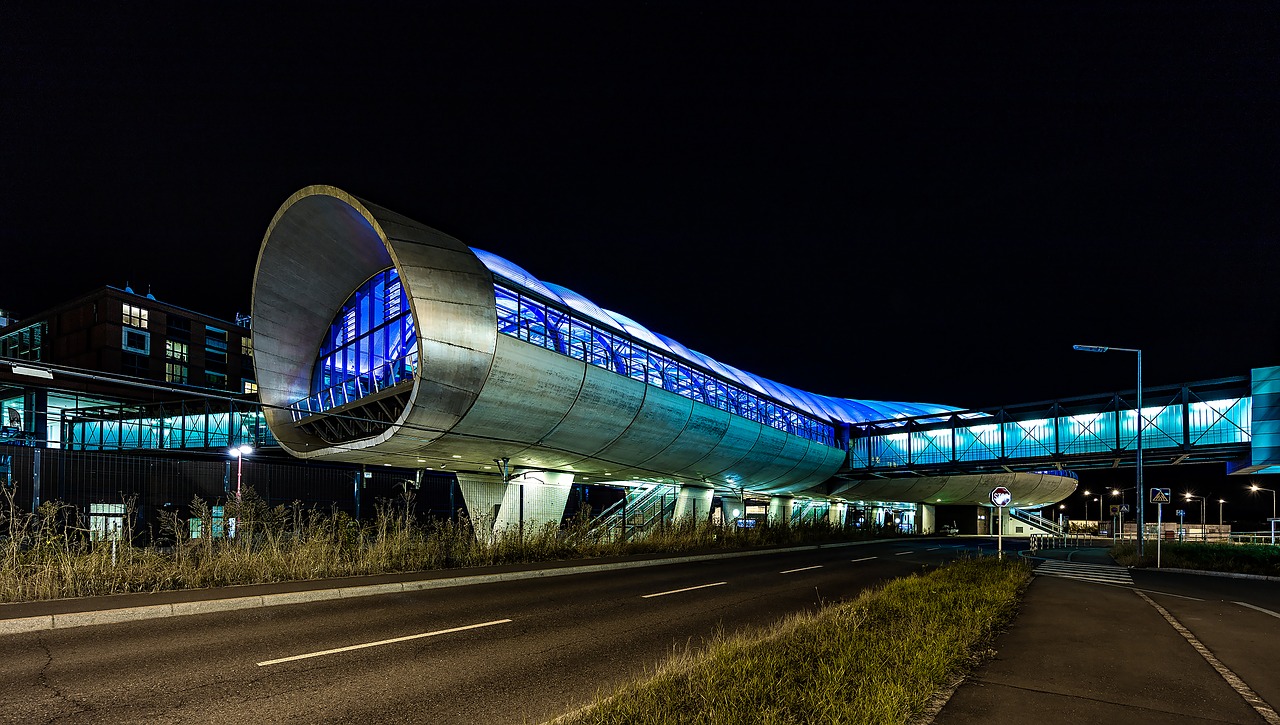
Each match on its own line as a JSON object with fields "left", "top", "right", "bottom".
{"left": 1074, "top": 344, "right": 1144, "bottom": 557}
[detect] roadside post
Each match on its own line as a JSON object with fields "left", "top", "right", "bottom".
{"left": 990, "top": 486, "right": 1012, "bottom": 560}
{"left": 1151, "top": 487, "right": 1171, "bottom": 568}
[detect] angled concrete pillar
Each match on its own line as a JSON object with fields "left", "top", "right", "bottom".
{"left": 498, "top": 471, "right": 574, "bottom": 538}
{"left": 674, "top": 483, "right": 714, "bottom": 523}
{"left": 455, "top": 473, "right": 506, "bottom": 540}
{"left": 828, "top": 501, "right": 848, "bottom": 527}
{"left": 718, "top": 492, "right": 745, "bottom": 525}
{"left": 456, "top": 471, "right": 574, "bottom": 540}
{"left": 768, "top": 495, "right": 795, "bottom": 527}
{"left": 917, "top": 503, "right": 936, "bottom": 534}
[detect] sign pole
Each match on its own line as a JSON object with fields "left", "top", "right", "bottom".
{"left": 989, "top": 487, "right": 1012, "bottom": 561}
{"left": 1157, "top": 502, "right": 1163, "bottom": 568}
{"left": 997, "top": 506, "right": 1003, "bottom": 559}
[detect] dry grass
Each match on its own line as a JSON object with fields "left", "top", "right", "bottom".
{"left": 0, "top": 486, "right": 890, "bottom": 603}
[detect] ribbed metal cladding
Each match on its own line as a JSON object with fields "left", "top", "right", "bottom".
{"left": 251, "top": 185, "right": 498, "bottom": 461}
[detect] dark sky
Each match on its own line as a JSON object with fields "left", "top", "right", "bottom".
{"left": 3, "top": 1, "right": 1278, "bottom": 413}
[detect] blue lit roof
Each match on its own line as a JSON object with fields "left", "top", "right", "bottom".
{"left": 473, "top": 248, "right": 962, "bottom": 426}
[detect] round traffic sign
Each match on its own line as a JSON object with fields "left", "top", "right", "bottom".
{"left": 990, "top": 486, "right": 1012, "bottom": 507}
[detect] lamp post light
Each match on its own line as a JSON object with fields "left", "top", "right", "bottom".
{"left": 1074, "top": 344, "right": 1144, "bottom": 557}
{"left": 228, "top": 444, "right": 253, "bottom": 500}
{"left": 1184, "top": 493, "right": 1206, "bottom": 541}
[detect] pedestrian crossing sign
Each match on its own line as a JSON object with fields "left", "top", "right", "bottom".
{"left": 1151, "top": 487, "right": 1171, "bottom": 504}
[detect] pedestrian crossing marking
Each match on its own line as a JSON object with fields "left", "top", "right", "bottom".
{"left": 1034, "top": 559, "right": 1134, "bottom": 586}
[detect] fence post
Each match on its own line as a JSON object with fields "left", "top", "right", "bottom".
{"left": 30, "top": 448, "right": 42, "bottom": 512}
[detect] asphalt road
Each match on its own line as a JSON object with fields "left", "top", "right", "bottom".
{"left": 0, "top": 538, "right": 999, "bottom": 725}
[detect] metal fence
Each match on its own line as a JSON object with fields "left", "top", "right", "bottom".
{"left": 0, "top": 443, "right": 461, "bottom": 540}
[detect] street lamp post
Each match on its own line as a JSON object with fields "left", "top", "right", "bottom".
{"left": 1249, "top": 484, "right": 1276, "bottom": 544}
{"left": 228, "top": 444, "right": 253, "bottom": 500}
{"left": 1184, "top": 493, "right": 1206, "bottom": 541}
{"left": 1218, "top": 499, "right": 1226, "bottom": 541}
{"left": 1074, "top": 345, "right": 1144, "bottom": 557}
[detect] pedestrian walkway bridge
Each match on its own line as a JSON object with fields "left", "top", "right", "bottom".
{"left": 842, "top": 374, "right": 1263, "bottom": 479}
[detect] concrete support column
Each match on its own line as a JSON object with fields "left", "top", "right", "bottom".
{"left": 455, "top": 473, "right": 506, "bottom": 540}
{"left": 718, "top": 491, "right": 745, "bottom": 525}
{"left": 455, "top": 470, "right": 574, "bottom": 540}
{"left": 499, "top": 471, "right": 574, "bottom": 538}
{"left": 828, "top": 501, "right": 848, "bottom": 527}
{"left": 674, "top": 483, "right": 714, "bottom": 523}
{"left": 768, "top": 495, "right": 795, "bottom": 527}
{"left": 917, "top": 503, "right": 936, "bottom": 534}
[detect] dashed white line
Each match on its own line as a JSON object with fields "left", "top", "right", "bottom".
{"left": 895, "top": 551, "right": 912, "bottom": 555}
{"left": 926, "top": 547, "right": 940, "bottom": 551}
{"left": 780, "top": 565, "right": 823, "bottom": 574}
{"left": 257, "top": 618, "right": 512, "bottom": 666}
{"left": 1236, "top": 601, "right": 1280, "bottom": 619}
{"left": 641, "top": 581, "right": 727, "bottom": 598}
{"left": 850, "top": 557, "right": 877, "bottom": 563}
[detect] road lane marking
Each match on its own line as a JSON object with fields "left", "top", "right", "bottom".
{"left": 1137, "top": 591, "right": 1280, "bottom": 725}
{"left": 926, "top": 547, "right": 940, "bottom": 551}
{"left": 257, "top": 618, "right": 512, "bottom": 666}
{"left": 641, "top": 582, "right": 727, "bottom": 598}
{"left": 850, "top": 557, "right": 877, "bottom": 563}
{"left": 1236, "top": 601, "right": 1280, "bottom": 619}
{"left": 779, "top": 565, "right": 823, "bottom": 574}
{"left": 895, "top": 551, "right": 912, "bottom": 555}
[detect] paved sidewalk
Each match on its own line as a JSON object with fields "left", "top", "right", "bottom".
{"left": 932, "top": 550, "right": 1280, "bottom": 725}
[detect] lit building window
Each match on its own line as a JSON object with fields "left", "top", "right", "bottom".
{"left": 166, "top": 362, "right": 188, "bottom": 383}
{"left": 241, "top": 336, "right": 253, "bottom": 356}
{"left": 243, "top": 380, "right": 258, "bottom": 395}
{"left": 166, "top": 340, "right": 189, "bottom": 362}
{"left": 123, "top": 304, "right": 148, "bottom": 329}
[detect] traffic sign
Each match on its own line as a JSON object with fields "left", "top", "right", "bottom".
{"left": 1110, "top": 504, "right": 1120, "bottom": 515}
{"left": 1119, "top": 504, "right": 1130, "bottom": 513}
{"left": 1176, "top": 509, "right": 1185, "bottom": 517}
{"left": 990, "top": 487, "right": 1012, "bottom": 507}
{"left": 1151, "top": 488, "right": 1171, "bottom": 504}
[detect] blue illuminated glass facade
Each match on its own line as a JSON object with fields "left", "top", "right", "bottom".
{"left": 302, "top": 268, "right": 417, "bottom": 414}
{"left": 493, "top": 283, "right": 834, "bottom": 445}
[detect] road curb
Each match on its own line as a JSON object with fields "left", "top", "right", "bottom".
{"left": 0, "top": 539, "right": 877, "bottom": 637}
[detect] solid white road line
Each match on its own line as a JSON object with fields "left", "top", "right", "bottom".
{"left": 780, "top": 565, "right": 823, "bottom": 574}
{"left": 850, "top": 557, "right": 877, "bottom": 563}
{"left": 257, "top": 618, "right": 513, "bottom": 666}
{"left": 641, "top": 582, "right": 727, "bottom": 599}
{"left": 1236, "top": 601, "right": 1280, "bottom": 619}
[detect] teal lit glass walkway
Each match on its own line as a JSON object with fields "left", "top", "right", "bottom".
{"left": 845, "top": 375, "right": 1257, "bottom": 477}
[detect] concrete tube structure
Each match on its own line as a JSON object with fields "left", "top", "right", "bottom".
{"left": 251, "top": 185, "right": 1078, "bottom": 527}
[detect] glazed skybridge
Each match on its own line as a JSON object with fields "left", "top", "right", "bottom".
{"left": 843, "top": 374, "right": 1260, "bottom": 479}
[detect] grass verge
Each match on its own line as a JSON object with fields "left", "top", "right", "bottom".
{"left": 553, "top": 556, "right": 1031, "bottom": 725}
{"left": 0, "top": 487, "right": 897, "bottom": 603}
{"left": 1112, "top": 541, "right": 1280, "bottom": 577}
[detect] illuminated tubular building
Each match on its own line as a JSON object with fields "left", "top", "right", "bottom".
{"left": 252, "top": 186, "right": 1076, "bottom": 534}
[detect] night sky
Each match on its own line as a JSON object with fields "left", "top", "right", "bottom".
{"left": 4, "top": 3, "right": 1278, "bottom": 521}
